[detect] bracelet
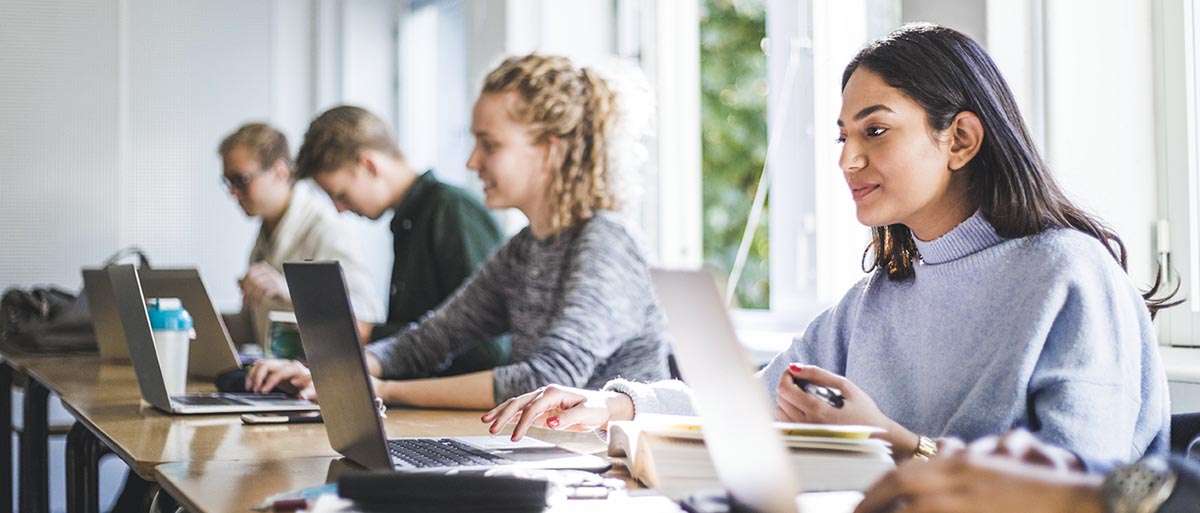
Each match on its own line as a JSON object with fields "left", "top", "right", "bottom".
{"left": 912, "top": 435, "right": 937, "bottom": 460}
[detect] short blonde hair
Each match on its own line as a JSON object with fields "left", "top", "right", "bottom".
{"left": 482, "top": 54, "right": 619, "bottom": 232}
{"left": 295, "top": 106, "right": 404, "bottom": 179}
{"left": 218, "top": 123, "right": 292, "bottom": 173}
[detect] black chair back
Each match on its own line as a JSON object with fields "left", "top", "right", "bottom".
{"left": 1171, "top": 412, "right": 1200, "bottom": 454}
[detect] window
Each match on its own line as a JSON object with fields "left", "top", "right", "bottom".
{"left": 656, "top": 1, "right": 900, "bottom": 340}
{"left": 700, "top": 0, "right": 770, "bottom": 309}
{"left": 1156, "top": 0, "right": 1200, "bottom": 347}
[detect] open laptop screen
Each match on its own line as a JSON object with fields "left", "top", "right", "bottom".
{"left": 284, "top": 261, "right": 393, "bottom": 470}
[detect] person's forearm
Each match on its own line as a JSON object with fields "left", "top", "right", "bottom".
{"left": 377, "top": 370, "right": 495, "bottom": 409}
{"left": 1064, "top": 480, "right": 1104, "bottom": 513}
{"left": 882, "top": 420, "right": 918, "bottom": 462}
{"left": 1038, "top": 474, "right": 1104, "bottom": 513}
{"left": 365, "top": 352, "right": 383, "bottom": 377}
{"left": 355, "top": 320, "right": 374, "bottom": 344}
{"left": 607, "top": 393, "right": 635, "bottom": 424}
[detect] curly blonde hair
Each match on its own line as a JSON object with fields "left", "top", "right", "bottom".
{"left": 482, "top": 54, "right": 619, "bottom": 233}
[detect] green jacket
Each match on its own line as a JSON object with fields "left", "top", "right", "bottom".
{"left": 369, "top": 170, "right": 508, "bottom": 375}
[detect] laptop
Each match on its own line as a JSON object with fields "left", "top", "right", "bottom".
{"left": 651, "top": 268, "right": 863, "bottom": 513}
{"left": 82, "top": 268, "right": 128, "bottom": 361}
{"left": 83, "top": 268, "right": 240, "bottom": 379}
{"left": 107, "top": 264, "right": 320, "bottom": 415}
{"left": 283, "top": 260, "right": 611, "bottom": 472}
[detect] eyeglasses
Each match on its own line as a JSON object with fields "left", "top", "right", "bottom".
{"left": 221, "top": 168, "right": 270, "bottom": 193}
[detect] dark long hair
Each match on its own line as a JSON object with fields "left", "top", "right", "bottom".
{"left": 843, "top": 23, "right": 1179, "bottom": 317}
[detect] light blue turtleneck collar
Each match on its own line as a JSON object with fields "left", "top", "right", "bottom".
{"left": 912, "top": 211, "right": 1007, "bottom": 265}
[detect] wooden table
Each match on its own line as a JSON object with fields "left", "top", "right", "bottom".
{"left": 154, "top": 423, "right": 683, "bottom": 513}
{"left": 2, "top": 352, "right": 100, "bottom": 513}
{"left": 139, "top": 395, "right": 681, "bottom": 510}
{"left": 155, "top": 456, "right": 686, "bottom": 513}
{"left": 7, "top": 355, "right": 335, "bottom": 513}
{"left": 5, "top": 353, "right": 685, "bottom": 513}
{"left": 10, "top": 353, "right": 647, "bottom": 513}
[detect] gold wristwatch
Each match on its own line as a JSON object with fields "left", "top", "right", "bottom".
{"left": 1102, "top": 457, "right": 1177, "bottom": 513}
{"left": 913, "top": 435, "right": 937, "bottom": 460}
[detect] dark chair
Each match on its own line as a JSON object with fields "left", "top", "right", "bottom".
{"left": 1171, "top": 412, "right": 1200, "bottom": 454}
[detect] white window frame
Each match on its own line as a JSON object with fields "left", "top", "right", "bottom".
{"left": 636, "top": 0, "right": 704, "bottom": 268}
{"left": 1155, "top": 0, "right": 1200, "bottom": 348}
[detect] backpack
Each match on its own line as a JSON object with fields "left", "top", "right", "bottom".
{"left": 0, "top": 247, "right": 150, "bottom": 354}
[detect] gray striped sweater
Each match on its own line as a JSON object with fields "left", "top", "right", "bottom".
{"left": 365, "top": 211, "right": 671, "bottom": 404}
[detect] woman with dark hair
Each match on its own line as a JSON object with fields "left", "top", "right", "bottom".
{"left": 485, "top": 23, "right": 1175, "bottom": 470}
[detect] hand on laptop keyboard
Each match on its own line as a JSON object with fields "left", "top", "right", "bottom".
{"left": 245, "top": 359, "right": 312, "bottom": 398}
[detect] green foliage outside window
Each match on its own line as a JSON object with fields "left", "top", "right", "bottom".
{"left": 700, "top": 0, "right": 769, "bottom": 309}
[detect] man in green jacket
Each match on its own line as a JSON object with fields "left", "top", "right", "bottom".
{"left": 295, "top": 105, "right": 507, "bottom": 375}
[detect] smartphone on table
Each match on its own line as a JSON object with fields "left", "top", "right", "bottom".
{"left": 241, "top": 411, "right": 323, "bottom": 424}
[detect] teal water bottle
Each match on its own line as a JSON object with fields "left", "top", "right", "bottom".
{"left": 146, "top": 298, "right": 194, "bottom": 396}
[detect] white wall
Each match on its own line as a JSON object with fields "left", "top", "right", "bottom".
{"left": 0, "top": 0, "right": 122, "bottom": 293}
{"left": 902, "top": 0, "right": 987, "bottom": 43}
{"left": 398, "top": 0, "right": 474, "bottom": 187}
{"left": 1043, "top": 1, "right": 1159, "bottom": 285}
{"left": 341, "top": 0, "right": 401, "bottom": 128}
{"left": 272, "top": 0, "right": 318, "bottom": 147}
{"left": 120, "top": 0, "right": 274, "bottom": 309}
{"left": 0, "top": 0, "right": 398, "bottom": 311}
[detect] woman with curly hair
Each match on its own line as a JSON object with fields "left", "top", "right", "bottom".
{"left": 248, "top": 53, "right": 669, "bottom": 408}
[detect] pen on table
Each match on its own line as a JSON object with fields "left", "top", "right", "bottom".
{"left": 271, "top": 498, "right": 308, "bottom": 512}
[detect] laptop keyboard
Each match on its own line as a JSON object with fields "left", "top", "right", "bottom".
{"left": 172, "top": 394, "right": 246, "bottom": 406}
{"left": 171, "top": 393, "right": 291, "bottom": 406}
{"left": 387, "top": 438, "right": 514, "bottom": 468}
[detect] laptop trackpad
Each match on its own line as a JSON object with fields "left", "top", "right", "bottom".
{"left": 455, "top": 436, "right": 556, "bottom": 451}
{"left": 455, "top": 436, "right": 607, "bottom": 469}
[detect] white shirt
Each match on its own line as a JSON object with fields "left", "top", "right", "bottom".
{"left": 244, "top": 183, "right": 382, "bottom": 343}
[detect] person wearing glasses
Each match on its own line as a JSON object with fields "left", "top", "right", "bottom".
{"left": 218, "top": 122, "right": 382, "bottom": 345}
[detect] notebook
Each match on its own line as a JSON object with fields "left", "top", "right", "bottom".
{"left": 606, "top": 414, "right": 891, "bottom": 500}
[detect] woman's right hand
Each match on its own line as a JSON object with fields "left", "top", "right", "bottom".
{"left": 481, "top": 385, "right": 635, "bottom": 441}
{"left": 245, "top": 359, "right": 316, "bottom": 401}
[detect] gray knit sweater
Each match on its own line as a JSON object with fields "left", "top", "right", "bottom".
{"left": 365, "top": 211, "right": 671, "bottom": 403}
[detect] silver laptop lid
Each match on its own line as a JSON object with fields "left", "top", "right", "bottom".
{"left": 81, "top": 268, "right": 130, "bottom": 361}
{"left": 651, "top": 268, "right": 801, "bottom": 513}
{"left": 138, "top": 269, "right": 239, "bottom": 379}
{"left": 284, "top": 260, "right": 392, "bottom": 470}
{"left": 107, "top": 264, "right": 174, "bottom": 411}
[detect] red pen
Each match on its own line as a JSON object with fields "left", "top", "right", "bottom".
{"left": 271, "top": 498, "right": 308, "bottom": 512}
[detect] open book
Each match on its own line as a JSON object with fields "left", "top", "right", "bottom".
{"left": 607, "top": 415, "right": 894, "bottom": 499}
